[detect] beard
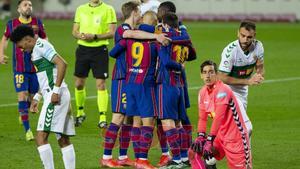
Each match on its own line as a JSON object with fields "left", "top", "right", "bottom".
{"left": 239, "top": 41, "right": 252, "bottom": 51}
{"left": 22, "top": 10, "right": 32, "bottom": 18}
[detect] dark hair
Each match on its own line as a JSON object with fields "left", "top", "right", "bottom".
{"left": 10, "top": 25, "right": 34, "bottom": 43}
{"left": 162, "top": 12, "right": 179, "bottom": 29}
{"left": 121, "top": 1, "right": 139, "bottom": 20}
{"left": 159, "top": 1, "right": 176, "bottom": 13}
{"left": 18, "top": 0, "right": 30, "bottom": 6}
{"left": 200, "top": 60, "right": 218, "bottom": 73}
{"left": 240, "top": 20, "right": 256, "bottom": 31}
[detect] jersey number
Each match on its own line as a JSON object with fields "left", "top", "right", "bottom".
{"left": 173, "top": 45, "right": 189, "bottom": 64}
{"left": 131, "top": 42, "right": 144, "bottom": 67}
{"left": 121, "top": 93, "right": 126, "bottom": 104}
{"left": 15, "top": 74, "right": 24, "bottom": 84}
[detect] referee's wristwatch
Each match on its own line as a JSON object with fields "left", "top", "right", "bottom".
{"left": 94, "top": 34, "right": 98, "bottom": 40}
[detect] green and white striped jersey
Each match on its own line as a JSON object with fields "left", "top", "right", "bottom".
{"left": 32, "top": 38, "right": 67, "bottom": 92}
{"left": 219, "top": 39, "right": 264, "bottom": 97}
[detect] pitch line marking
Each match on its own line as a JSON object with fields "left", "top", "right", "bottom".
{"left": 0, "top": 76, "right": 299, "bottom": 108}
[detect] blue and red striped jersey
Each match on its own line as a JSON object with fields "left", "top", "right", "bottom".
{"left": 110, "top": 39, "right": 158, "bottom": 85}
{"left": 157, "top": 29, "right": 195, "bottom": 86}
{"left": 4, "top": 17, "right": 47, "bottom": 73}
{"left": 111, "top": 23, "right": 131, "bottom": 80}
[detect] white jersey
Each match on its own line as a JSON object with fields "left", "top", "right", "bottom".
{"left": 31, "top": 38, "right": 67, "bottom": 94}
{"left": 140, "top": 0, "right": 161, "bottom": 15}
{"left": 219, "top": 39, "right": 264, "bottom": 98}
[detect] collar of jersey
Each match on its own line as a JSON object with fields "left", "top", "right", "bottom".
{"left": 19, "top": 16, "right": 32, "bottom": 24}
{"left": 89, "top": 2, "right": 103, "bottom": 8}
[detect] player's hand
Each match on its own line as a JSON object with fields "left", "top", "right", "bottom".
{"left": 30, "top": 100, "right": 39, "bottom": 114}
{"left": 191, "top": 132, "right": 206, "bottom": 154}
{"left": 156, "top": 33, "right": 171, "bottom": 46}
{"left": 51, "top": 93, "right": 60, "bottom": 105}
{"left": 248, "top": 73, "right": 264, "bottom": 85}
{"left": 203, "top": 135, "right": 215, "bottom": 161}
{"left": 0, "top": 55, "right": 9, "bottom": 64}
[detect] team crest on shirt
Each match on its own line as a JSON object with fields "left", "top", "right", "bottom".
{"left": 16, "top": 84, "right": 21, "bottom": 88}
{"left": 217, "top": 92, "right": 227, "bottom": 99}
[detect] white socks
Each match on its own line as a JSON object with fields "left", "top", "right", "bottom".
{"left": 37, "top": 144, "right": 54, "bottom": 169}
{"left": 38, "top": 144, "right": 75, "bottom": 169}
{"left": 61, "top": 144, "right": 76, "bottom": 169}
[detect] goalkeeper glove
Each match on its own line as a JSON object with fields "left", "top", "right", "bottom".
{"left": 203, "top": 135, "right": 216, "bottom": 161}
{"left": 191, "top": 132, "right": 206, "bottom": 154}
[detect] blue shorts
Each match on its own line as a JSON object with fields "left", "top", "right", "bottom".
{"left": 157, "top": 84, "right": 186, "bottom": 120}
{"left": 179, "top": 86, "right": 190, "bottom": 124}
{"left": 126, "top": 83, "right": 157, "bottom": 118}
{"left": 13, "top": 72, "right": 39, "bottom": 94}
{"left": 183, "top": 84, "right": 190, "bottom": 108}
{"left": 111, "top": 79, "right": 127, "bottom": 114}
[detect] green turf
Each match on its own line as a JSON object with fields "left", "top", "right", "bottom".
{"left": 0, "top": 20, "right": 300, "bottom": 169}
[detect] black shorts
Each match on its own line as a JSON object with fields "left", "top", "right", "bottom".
{"left": 74, "top": 45, "right": 109, "bottom": 79}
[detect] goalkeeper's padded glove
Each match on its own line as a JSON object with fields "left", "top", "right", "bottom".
{"left": 203, "top": 135, "right": 216, "bottom": 161}
{"left": 191, "top": 132, "right": 206, "bottom": 154}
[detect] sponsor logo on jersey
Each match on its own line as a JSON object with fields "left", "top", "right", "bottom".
{"left": 217, "top": 92, "right": 227, "bottom": 99}
{"left": 129, "top": 68, "right": 144, "bottom": 73}
{"left": 238, "top": 70, "right": 247, "bottom": 76}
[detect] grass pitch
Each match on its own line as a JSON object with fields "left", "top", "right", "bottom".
{"left": 0, "top": 20, "right": 300, "bottom": 169}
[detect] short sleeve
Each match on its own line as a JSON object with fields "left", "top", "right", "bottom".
{"left": 36, "top": 39, "right": 57, "bottom": 62}
{"left": 74, "top": 7, "right": 81, "bottom": 23}
{"left": 219, "top": 45, "right": 234, "bottom": 73}
{"left": 106, "top": 6, "right": 117, "bottom": 24}
{"left": 4, "top": 20, "right": 12, "bottom": 38}
{"left": 256, "top": 41, "right": 264, "bottom": 61}
{"left": 37, "top": 18, "right": 47, "bottom": 39}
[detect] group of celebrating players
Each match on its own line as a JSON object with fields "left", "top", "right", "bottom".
{"left": 0, "top": 0, "right": 264, "bottom": 169}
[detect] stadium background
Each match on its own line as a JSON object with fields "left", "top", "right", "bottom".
{"left": 0, "top": 0, "right": 300, "bottom": 168}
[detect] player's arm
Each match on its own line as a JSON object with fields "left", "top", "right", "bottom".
{"left": 203, "top": 91, "right": 228, "bottom": 159}
{"left": 109, "top": 39, "right": 126, "bottom": 58}
{"left": 0, "top": 35, "right": 9, "bottom": 64}
{"left": 159, "top": 46, "right": 183, "bottom": 71}
{"left": 191, "top": 91, "right": 208, "bottom": 153}
{"left": 255, "top": 58, "right": 265, "bottom": 77}
{"left": 51, "top": 55, "right": 67, "bottom": 104}
{"left": 218, "top": 48, "right": 259, "bottom": 85}
{"left": 218, "top": 72, "right": 251, "bottom": 85}
{"left": 30, "top": 91, "right": 42, "bottom": 113}
{"left": 197, "top": 100, "right": 208, "bottom": 133}
{"left": 139, "top": 23, "right": 191, "bottom": 44}
{"left": 138, "top": 24, "right": 156, "bottom": 33}
{"left": 37, "top": 18, "right": 47, "bottom": 40}
{"left": 123, "top": 30, "right": 170, "bottom": 45}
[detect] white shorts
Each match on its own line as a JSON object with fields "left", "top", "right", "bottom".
{"left": 37, "top": 87, "right": 75, "bottom": 136}
{"left": 234, "top": 93, "right": 252, "bottom": 136}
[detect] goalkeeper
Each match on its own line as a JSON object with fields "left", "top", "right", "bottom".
{"left": 190, "top": 60, "right": 252, "bottom": 169}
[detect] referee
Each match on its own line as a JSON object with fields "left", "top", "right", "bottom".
{"left": 72, "top": 0, "right": 117, "bottom": 128}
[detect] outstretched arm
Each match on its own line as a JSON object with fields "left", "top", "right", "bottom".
{"left": 0, "top": 35, "right": 9, "bottom": 64}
